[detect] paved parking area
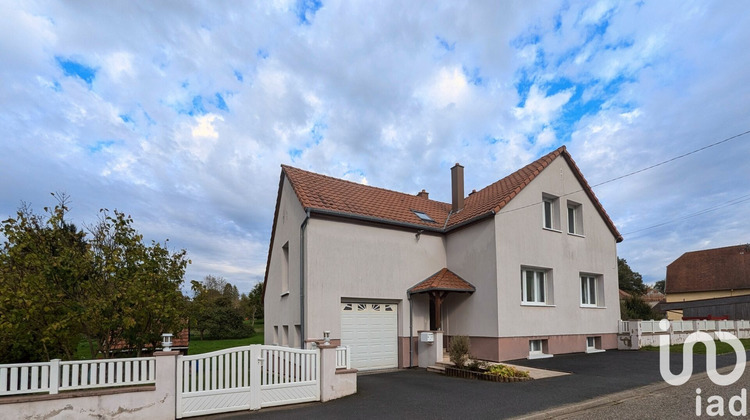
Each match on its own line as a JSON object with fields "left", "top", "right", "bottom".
{"left": 207, "top": 350, "right": 745, "bottom": 420}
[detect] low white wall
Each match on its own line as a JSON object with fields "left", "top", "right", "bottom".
{"left": 318, "top": 343, "right": 357, "bottom": 402}
{"left": 0, "top": 351, "right": 177, "bottom": 420}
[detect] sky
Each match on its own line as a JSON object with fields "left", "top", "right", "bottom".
{"left": 2, "top": 1, "right": 749, "bottom": 294}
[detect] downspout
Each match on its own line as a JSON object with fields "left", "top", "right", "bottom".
{"left": 299, "top": 210, "right": 310, "bottom": 349}
{"left": 408, "top": 292, "right": 413, "bottom": 368}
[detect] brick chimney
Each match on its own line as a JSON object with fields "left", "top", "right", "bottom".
{"left": 451, "top": 163, "right": 464, "bottom": 212}
{"left": 416, "top": 189, "right": 429, "bottom": 199}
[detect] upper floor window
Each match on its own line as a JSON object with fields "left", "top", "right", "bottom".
{"left": 522, "top": 268, "right": 551, "bottom": 304}
{"left": 542, "top": 194, "right": 560, "bottom": 231}
{"left": 567, "top": 201, "right": 583, "bottom": 235}
{"left": 281, "top": 242, "right": 290, "bottom": 294}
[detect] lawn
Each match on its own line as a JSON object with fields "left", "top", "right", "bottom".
{"left": 188, "top": 320, "right": 264, "bottom": 355}
{"left": 71, "top": 320, "right": 265, "bottom": 359}
{"left": 641, "top": 338, "right": 750, "bottom": 355}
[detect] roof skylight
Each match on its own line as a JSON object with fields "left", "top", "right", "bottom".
{"left": 412, "top": 210, "right": 435, "bottom": 223}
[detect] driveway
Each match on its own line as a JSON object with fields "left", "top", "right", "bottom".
{"left": 206, "top": 350, "right": 745, "bottom": 419}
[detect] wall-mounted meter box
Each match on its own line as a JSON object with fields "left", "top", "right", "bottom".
{"left": 420, "top": 332, "right": 434, "bottom": 343}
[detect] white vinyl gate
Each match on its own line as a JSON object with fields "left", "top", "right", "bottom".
{"left": 176, "top": 345, "right": 320, "bottom": 418}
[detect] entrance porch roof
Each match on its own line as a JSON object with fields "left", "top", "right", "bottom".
{"left": 408, "top": 268, "right": 476, "bottom": 295}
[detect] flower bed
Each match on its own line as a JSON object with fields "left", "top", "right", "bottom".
{"left": 445, "top": 366, "right": 532, "bottom": 383}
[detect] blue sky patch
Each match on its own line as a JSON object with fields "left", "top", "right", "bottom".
{"left": 289, "top": 148, "right": 303, "bottom": 161}
{"left": 257, "top": 49, "right": 269, "bottom": 59}
{"left": 52, "top": 81, "right": 62, "bottom": 92}
{"left": 213, "top": 93, "right": 228, "bottom": 111}
{"left": 88, "top": 140, "right": 115, "bottom": 154}
{"left": 295, "top": 0, "right": 322, "bottom": 25}
{"left": 234, "top": 70, "right": 244, "bottom": 82}
{"left": 462, "top": 66, "right": 483, "bottom": 86}
{"left": 119, "top": 114, "right": 133, "bottom": 123}
{"left": 55, "top": 57, "right": 96, "bottom": 86}
{"left": 436, "top": 36, "right": 455, "bottom": 52}
{"left": 310, "top": 121, "right": 326, "bottom": 145}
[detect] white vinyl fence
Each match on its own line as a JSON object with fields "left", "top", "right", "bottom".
{"left": 0, "top": 357, "right": 156, "bottom": 396}
{"left": 335, "top": 346, "right": 350, "bottom": 369}
{"left": 618, "top": 319, "right": 750, "bottom": 349}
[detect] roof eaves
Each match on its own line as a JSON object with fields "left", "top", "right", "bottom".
{"left": 262, "top": 168, "right": 287, "bottom": 304}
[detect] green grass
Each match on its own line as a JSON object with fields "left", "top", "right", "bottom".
{"left": 188, "top": 320, "right": 265, "bottom": 355}
{"left": 71, "top": 320, "right": 266, "bottom": 359}
{"left": 642, "top": 338, "right": 750, "bottom": 355}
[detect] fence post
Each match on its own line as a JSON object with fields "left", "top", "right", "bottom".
{"left": 49, "top": 359, "right": 60, "bottom": 395}
{"left": 345, "top": 346, "right": 351, "bottom": 370}
{"left": 249, "top": 345, "right": 262, "bottom": 411}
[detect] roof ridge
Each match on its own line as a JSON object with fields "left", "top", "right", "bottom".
{"left": 281, "top": 164, "right": 450, "bottom": 206}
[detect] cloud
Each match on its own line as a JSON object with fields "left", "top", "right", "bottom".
{"left": 1, "top": 1, "right": 749, "bottom": 291}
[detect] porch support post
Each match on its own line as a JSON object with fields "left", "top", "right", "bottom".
{"left": 430, "top": 291, "right": 449, "bottom": 331}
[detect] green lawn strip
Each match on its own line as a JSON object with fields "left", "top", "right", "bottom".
{"left": 641, "top": 338, "right": 750, "bottom": 355}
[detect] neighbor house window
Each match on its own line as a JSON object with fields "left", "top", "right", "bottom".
{"left": 580, "top": 274, "right": 603, "bottom": 307}
{"left": 567, "top": 201, "right": 583, "bottom": 235}
{"left": 522, "top": 268, "right": 551, "bottom": 304}
{"left": 542, "top": 194, "right": 560, "bottom": 230}
{"left": 281, "top": 242, "right": 290, "bottom": 295}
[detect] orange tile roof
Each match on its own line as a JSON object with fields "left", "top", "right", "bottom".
{"left": 263, "top": 146, "right": 623, "bottom": 300}
{"left": 280, "top": 146, "right": 622, "bottom": 239}
{"left": 408, "top": 268, "right": 476, "bottom": 294}
{"left": 666, "top": 244, "right": 750, "bottom": 294}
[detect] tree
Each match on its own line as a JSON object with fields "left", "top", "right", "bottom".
{"left": 189, "top": 276, "right": 253, "bottom": 340}
{"left": 0, "top": 196, "right": 91, "bottom": 362}
{"left": 240, "top": 282, "right": 264, "bottom": 327}
{"left": 618, "top": 257, "right": 647, "bottom": 296}
{"left": 653, "top": 280, "right": 665, "bottom": 294}
{"left": 0, "top": 196, "right": 190, "bottom": 362}
{"left": 84, "top": 209, "right": 189, "bottom": 357}
{"left": 621, "top": 295, "right": 663, "bottom": 320}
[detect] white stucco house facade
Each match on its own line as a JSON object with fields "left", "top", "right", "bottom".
{"left": 263, "top": 146, "right": 623, "bottom": 370}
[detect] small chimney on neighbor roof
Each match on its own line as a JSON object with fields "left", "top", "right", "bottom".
{"left": 417, "top": 189, "right": 429, "bottom": 199}
{"left": 451, "top": 163, "right": 465, "bottom": 212}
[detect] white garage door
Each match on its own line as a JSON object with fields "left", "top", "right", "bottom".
{"left": 341, "top": 302, "right": 398, "bottom": 371}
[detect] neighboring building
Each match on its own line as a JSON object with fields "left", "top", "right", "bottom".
{"left": 263, "top": 146, "right": 623, "bottom": 370}
{"left": 663, "top": 244, "right": 750, "bottom": 320}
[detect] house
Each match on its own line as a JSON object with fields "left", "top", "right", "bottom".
{"left": 662, "top": 244, "right": 750, "bottom": 320}
{"left": 263, "top": 146, "right": 623, "bottom": 370}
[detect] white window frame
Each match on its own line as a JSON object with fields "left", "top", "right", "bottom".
{"left": 521, "top": 268, "right": 552, "bottom": 305}
{"left": 542, "top": 194, "right": 561, "bottom": 231}
{"left": 528, "top": 339, "right": 553, "bottom": 359}
{"left": 586, "top": 336, "right": 605, "bottom": 353}
{"left": 567, "top": 201, "right": 584, "bottom": 236}
{"left": 580, "top": 274, "right": 604, "bottom": 308}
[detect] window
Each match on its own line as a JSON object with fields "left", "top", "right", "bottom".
{"left": 412, "top": 210, "right": 435, "bottom": 223}
{"left": 580, "top": 274, "right": 603, "bottom": 307}
{"left": 282, "top": 325, "right": 289, "bottom": 346}
{"left": 586, "top": 336, "right": 604, "bottom": 353}
{"left": 542, "top": 194, "right": 560, "bottom": 230}
{"left": 528, "top": 339, "right": 552, "bottom": 359}
{"left": 281, "top": 242, "right": 290, "bottom": 295}
{"left": 295, "top": 325, "right": 302, "bottom": 348}
{"left": 586, "top": 337, "right": 596, "bottom": 349}
{"left": 567, "top": 201, "right": 583, "bottom": 235}
{"left": 273, "top": 326, "right": 279, "bottom": 345}
{"left": 521, "top": 268, "right": 550, "bottom": 304}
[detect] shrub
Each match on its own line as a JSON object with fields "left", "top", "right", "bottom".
{"left": 487, "top": 364, "right": 530, "bottom": 378}
{"left": 448, "top": 335, "right": 470, "bottom": 369}
{"left": 466, "top": 358, "right": 488, "bottom": 372}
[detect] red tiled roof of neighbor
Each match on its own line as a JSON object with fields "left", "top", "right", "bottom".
{"left": 408, "top": 268, "right": 476, "bottom": 294}
{"left": 280, "top": 146, "right": 622, "bottom": 239}
{"left": 619, "top": 289, "right": 632, "bottom": 299}
{"left": 666, "top": 244, "right": 750, "bottom": 294}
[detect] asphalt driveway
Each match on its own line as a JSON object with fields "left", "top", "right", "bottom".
{"left": 207, "top": 349, "right": 746, "bottom": 419}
